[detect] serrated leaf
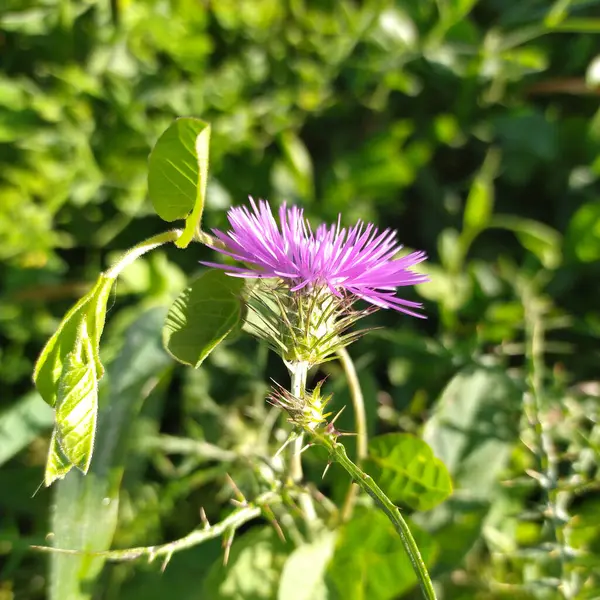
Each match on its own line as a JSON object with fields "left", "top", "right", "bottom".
{"left": 366, "top": 433, "right": 453, "bottom": 511}
{"left": 327, "top": 509, "right": 436, "bottom": 600}
{"left": 54, "top": 345, "right": 98, "bottom": 474}
{"left": 163, "top": 269, "right": 245, "bottom": 368}
{"left": 147, "top": 118, "right": 210, "bottom": 248}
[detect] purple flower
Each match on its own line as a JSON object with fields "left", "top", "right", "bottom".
{"left": 204, "top": 198, "right": 429, "bottom": 317}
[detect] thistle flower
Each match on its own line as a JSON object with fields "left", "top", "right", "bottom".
{"left": 204, "top": 198, "right": 429, "bottom": 317}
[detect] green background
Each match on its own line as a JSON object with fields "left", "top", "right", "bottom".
{"left": 1, "top": 0, "right": 599, "bottom": 599}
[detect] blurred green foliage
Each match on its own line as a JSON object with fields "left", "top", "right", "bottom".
{"left": 1, "top": 0, "right": 600, "bottom": 599}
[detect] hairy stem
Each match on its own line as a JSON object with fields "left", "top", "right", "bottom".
{"left": 337, "top": 347, "right": 368, "bottom": 522}
{"left": 105, "top": 229, "right": 183, "bottom": 278}
{"left": 310, "top": 431, "right": 437, "bottom": 600}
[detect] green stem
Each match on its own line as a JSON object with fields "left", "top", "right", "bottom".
{"left": 289, "top": 362, "right": 308, "bottom": 484}
{"left": 288, "top": 361, "right": 317, "bottom": 524}
{"left": 311, "top": 431, "right": 437, "bottom": 600}
{"left": 105, "top": 229, "right": 183, "bottom": 279}
{"left": 337, "top": 347, "right": 367, "bottom": 522}
{"left": 32, "top": 492, "right": 277, "bottom": 563}
{"left": 522, "top": 286, "right": 574, "bottom": 598}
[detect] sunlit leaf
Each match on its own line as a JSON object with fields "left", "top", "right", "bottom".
{"left": 33, "top": 276, "right": 115, "bottom": 407}
{"left": 147, "top": 117, "right": 211, "bottom": 248}
{"left": 366, "top": 433, "right": 453, "bottom": 511}
{"left": 50, "top": 308, "right": 171, "bottom": 600}
{"left": 33, "top": 293, "right": 92, "bottom": 408}
{"left": 54, "top": 344, "right": 98, "bottom": 474}
{"left": 163, "top": 269, "right": 245, "bottom": 368}
{"left": 45, "top": 430, "right": 74, "bottom": 486}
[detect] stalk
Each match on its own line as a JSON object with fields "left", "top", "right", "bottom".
{"left": 309, "top": 429, "right": 437, "bottom": 600}
{"left": 337, "top": 347, "right": 367, "bottom": 521}
{"left": 288, "top": 361, "right": 317, "bottom": 524}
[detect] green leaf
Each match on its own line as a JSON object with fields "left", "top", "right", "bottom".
{"left": 463, "top": 177, "right": 493, "bottom": 233}
{"left": 327, "top": 509, "right": 436, "bottom": 600}
{"left": 203, "top": 527, "right": 290, "bottom": 600}
{"left": 0, "top": 392, "right": 53, "bottom": 467}
{"left": 365, "top": 433, "right": 453, "bottom": 512}
{"left": 163, "top": 269, "right": 245, "bottom": 368}
{"left": 50, "top": 308, "right": 171, "bottom": 600}
{"left": 45, "top": 430, "right": 74, "bottom": 486}
{"left": 54, "top": 344, "right": 98, "bottom": 474}
{"left": 463, "top": 149, "right": 499, "bottom": 234}
{"left": 277, "top": 532, "right": 337, "bottom": 600}
{"left": 33, "top": 275, "right": 114, "bottom": 407}
{"left": 86, "top": 275, "right": 115, "bottom": 378}
{"left": 33, "top": 293, "right": 92, "bottom": 408}
{"left": 423, "top": 366, "right": 521, "bottom": 498}
{"left": 147, "top": 117, "right": 211, "bottom": 248}
{"left": 490, "top": 215, "right": 562, "bottom": 269}
{"left": 565, "top": 199, "right": 600, "bottom": 262}
{"left": 34, "top": 276, "right": 115, "bottom": 484}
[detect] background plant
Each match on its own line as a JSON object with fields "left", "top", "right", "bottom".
{"left": 1, "top": 0, "right": 600, "bottom": 599}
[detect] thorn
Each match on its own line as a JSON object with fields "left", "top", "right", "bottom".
{"left": 161, "top": 551, "right": 173, "bottom": 572}
{"left": 330, "top": 405, "right": 347, "bottom": 425}
{"left": 321, "top": 461, "right": 332, "bottom": 480}
{"left": 32, "top": 479, "right": 45, "bottom": 499}
{"left": 199, "top": 507, "right": 210, "bottom": 529}
{"left": 225, "top": 473, "right": 246, "bottom": 505}
{"left": 299, "top": 443, "right": 313, "bottom": 455}
{"left": 274, "top": 433, "right": 297, "bottom": 459}
{"left": 282, "top": 490, "right": 304, "bottom": 518}
{"left": 262, "top": 504, "right": 286, "bottom": 543}
{"left": 222, "top": 529, "right": 235, "bottom": 566}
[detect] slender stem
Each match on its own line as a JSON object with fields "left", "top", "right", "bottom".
{"left": 310, "top": 431, "right": 437, "bottom": 600}
{"left": 32, "top": 492, "right": 278, "bottom": 562}
{"left": 289, "top": 362, "right": 307, "bottom": 484}
{"left": 288, "top": 361, "right": 317, "bottom": 523}
{"left": 337, "top": 347, "right": 368, "bottom": 522}
{"left": 105, "top": 229, "right": 183, "bottom": 279}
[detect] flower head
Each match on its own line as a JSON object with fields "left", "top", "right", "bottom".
{"left": 204, "top": 198, "right": 428, "bottom": 317}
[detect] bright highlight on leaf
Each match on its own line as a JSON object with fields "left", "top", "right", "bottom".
{"left": 366, "top": 433, "right": 453, "bottom": 511}
{"left": 163, "top": 269, "right": 245, "bottom": 368}
{"left": 33, "top": 275, "right": 114, "bottom": 485}
{"left": 148, "top": 117, "right": 211, "bottom": 249}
